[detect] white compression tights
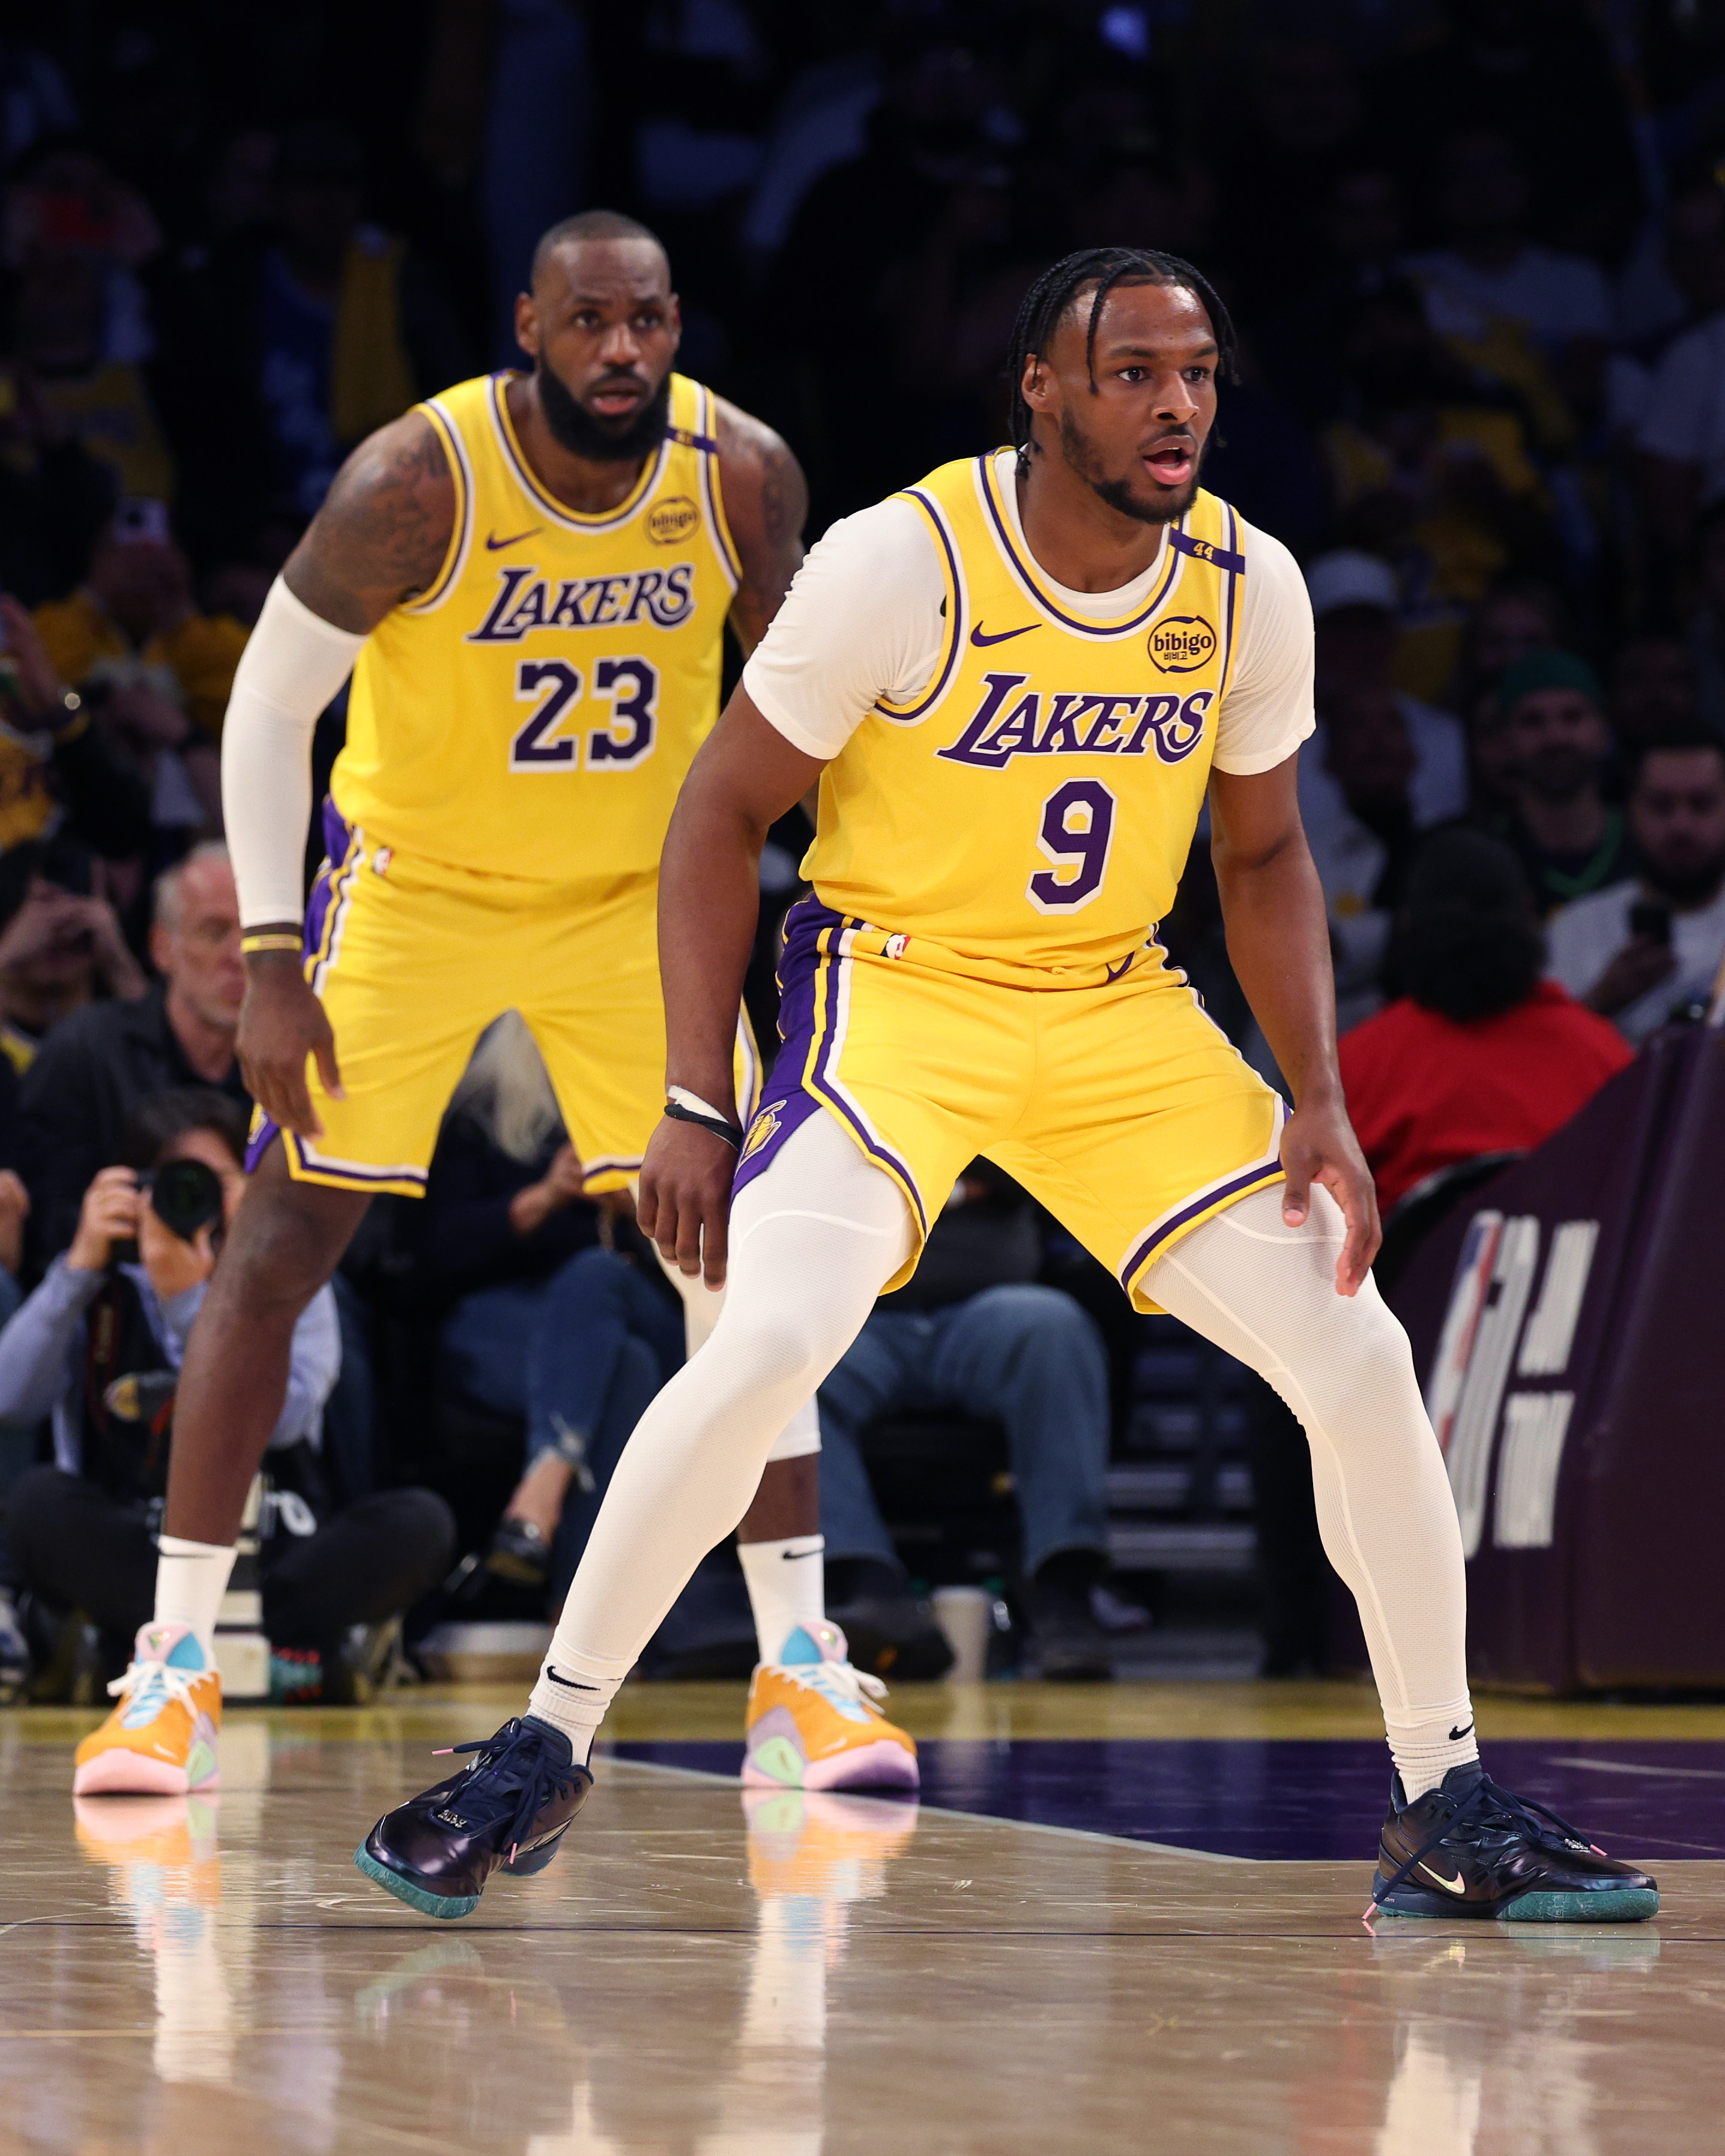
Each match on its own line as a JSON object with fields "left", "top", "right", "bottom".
{"left": 533, "top": 1114, "right": 1473, "bottom": 1795}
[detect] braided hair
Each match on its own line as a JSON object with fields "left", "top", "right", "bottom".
{"left": 1006, "top": 247, "right": 1237, "bottom": 470}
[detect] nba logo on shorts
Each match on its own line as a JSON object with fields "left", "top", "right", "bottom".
{"left": 885, "top": 933, "right": 910, "bottom": 960}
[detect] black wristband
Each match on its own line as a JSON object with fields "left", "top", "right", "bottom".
{"left": 663, "top": 1099, "right": 745, "bottom": 1149}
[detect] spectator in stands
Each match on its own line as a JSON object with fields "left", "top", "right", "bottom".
{"left": 1688, "top": 499, "right": 1725, "bottom": 740}
{"left": 2, "top": 1089, "right": 452, "bottom": 1696}
{"left": 1485, "top": 649, "right": 1633, "bottom": 914}
{"left": 1546, "top": 738, "right": 1725, "bottom": 1045}
{"left": 1637, "top": 240, "right": 1725, "bottom": 564}
{"left": 1611, "top": 635, "right": 1703, "bottom": 752}
{"left": 10, "top": 253, "right": 174, "bottom": 506}
{"left": 1320, "top": 282, "right": 1553, "bottom": 702}
{"left": 1304, "top": 551, "right": 1467, "bottom": 827}
{"left": 16, "top": 842, "right": 245, "bottom": 1263}
{"left": 1306, "top": 684, "right": 1421, "bottom": 1034}
{"left": 0, "top": 353, "right": 115, "bottom": 605}
{"left": 0, "top": 839, "right": 145, "bottom": 1092}
{"left": 1340, "top": 830, "right": 1632, "bottom": 1212}
{"left": 421, "top": 1015, "right": 681, "bottom": 1592}
{"left": 34, "top": 502, "right": 243, "bottom": 841}
{"left": 1451, "top": 578, "right": 1566, "bottom": 814}
{"left": 0, "top": 594, "right": 151, "bottom": 860}
{"left": 816, "top": 1161, "right": 1116, "bottom": 1682}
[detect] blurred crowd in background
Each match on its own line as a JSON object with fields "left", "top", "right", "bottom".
{"left": 0, "top": 0, "right": 1722, "bottom": 1692}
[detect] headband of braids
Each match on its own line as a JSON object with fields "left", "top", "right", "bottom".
{"left": 1006, "top": 247, "right": 1237, "bottom": 472}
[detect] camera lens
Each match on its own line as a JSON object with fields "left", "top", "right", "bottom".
{"left": 149, "top": 1158, "right": 225, "bottom": 1240}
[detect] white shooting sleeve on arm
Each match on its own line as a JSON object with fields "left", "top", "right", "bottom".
{"left": 221, "top": 576, "right": 367, "bottom": 927}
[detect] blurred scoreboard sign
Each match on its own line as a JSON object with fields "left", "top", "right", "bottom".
{"left": 1389, "top": 1024, "right": 1725, "bottom": 1692}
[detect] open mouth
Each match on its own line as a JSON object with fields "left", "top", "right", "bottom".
{"left": 1144, "top": 441, "right": 1195, "bottom": 486}
{"left": 589, "top": 380, "right": 647, "bottom": 418}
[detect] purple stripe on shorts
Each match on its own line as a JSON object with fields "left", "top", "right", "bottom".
{"left": 1119, "top": 1156, "right": 1284, "bottom": 1288}
{"left": 244, "top": 1113, "right": 279, "bottom": 1177}
{"left": 732, "top": 894, "right": 842, "bottom": 1197}
{"left": 302, "top": 799, "right": 353, "bottom": 967}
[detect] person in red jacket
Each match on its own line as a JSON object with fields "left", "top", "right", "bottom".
{"left": 1340, "top": 828, "right": 1633, "bottom": 1212}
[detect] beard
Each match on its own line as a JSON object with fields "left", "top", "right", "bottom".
{"left": 536, "top": 361, "right": 671, "bottom": 463}
{"left": 1059, "top": 405, "right": 1205, "bottom": 525}
{"left": 1643, "top": 850, "right": 1725, "bottom": 905}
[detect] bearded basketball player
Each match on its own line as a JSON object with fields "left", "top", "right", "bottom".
{"left": 359, "top": 245, "right": 1656, "bottom": 1926}
{"left": 73, "top": 211, "right": 916, "bottom": 1800}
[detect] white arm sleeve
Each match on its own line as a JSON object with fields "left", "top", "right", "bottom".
{"left": 220, "top": 577, "right": 367, "bottom": 927}
{"left": 740, "top": 499, "right": 947, "bottom": 759}
{"left": 1212, "top": 520, "right": 1316, "bottom": 776}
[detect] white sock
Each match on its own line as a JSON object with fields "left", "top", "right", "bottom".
{"left": 1383, "top": 1705, "right": 1481, "bottom": 1802}
{"left": 739, "top": 1534, "right": 825, "bottom": 1664}
{"left": 1145, "top": 1185, "right": 1477, "bottom": 1807}
{"left": 531, "top": 1113, "right": 910, "bottom": 1756}
{"left": 153, "top": 1537, "right": 238, "bottom": 1662}
{"left": 525, "top": 1643, "right": 633, "bottom": 1767}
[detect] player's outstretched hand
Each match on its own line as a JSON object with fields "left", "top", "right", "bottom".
{"left": 1280, "top": 1090, "right": 1380, "bottom": 1297}
{"left": 238, "top": 953, "right": 343, "bottom": 1140}
{"left": 638, "top": 1116, "right": 734, "bottom": 1290}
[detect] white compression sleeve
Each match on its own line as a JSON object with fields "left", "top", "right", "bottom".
{"left": 528, "top": 1111, "right": 910, "bottom": 1756}
{"left": 1144, "top": 1185, "right": 1476, "bottom": 1798}
{"left": 221, "top": 576, "right": 366, "bottom": 928}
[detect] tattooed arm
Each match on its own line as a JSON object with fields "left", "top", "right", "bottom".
{"left": 283, "top": 409, "right": 456, "bottom": 632}
{"left": 234, "top": 412, "right": 456, "bottom": 1138}
{"left": 713, "top": 398, "right": 808, "bottom": 657}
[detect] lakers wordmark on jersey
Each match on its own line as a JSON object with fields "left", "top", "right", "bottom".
{"left": 333, "top": 370, "right": 739, "bottom": 884}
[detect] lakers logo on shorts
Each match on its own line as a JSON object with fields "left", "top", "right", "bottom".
{"left": 647, "top": 495, "right": 701, "bottom": 545}
{"left": 1147, "top": 615, "right": 1217, "bottom": 673}
{"left": 740, "top": 1104, "right": 782, "bottom": 1162}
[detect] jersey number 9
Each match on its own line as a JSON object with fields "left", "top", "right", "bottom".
{"left": 1027, "top": 779, "right": 1117, "bottom": 912}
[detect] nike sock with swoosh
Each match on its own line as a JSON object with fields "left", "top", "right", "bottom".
{"left": 1382, "top": 1705, "right": 1479, "bottom": 1802}
{"left": 525, "top": 1644, "right": 632, "bottom": 1765}
{"left": 739, "top": 1534, "right": 825, "bottom": 1664}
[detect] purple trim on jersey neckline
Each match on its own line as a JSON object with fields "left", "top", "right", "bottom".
{"left": 978, "top": 453, "right": 1183, "bottom": 636}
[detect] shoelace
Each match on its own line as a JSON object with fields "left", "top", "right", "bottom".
{"left": 1372, "top": 1772, "right": 1602, "bottom": 1910}
{"left": 431, "top": 1722, "right": 584, "bottom": 1862}
{"left": 776, "top": 1658, "right": 890, "bottom": 1720}
{"left": 107, "top": 1658, "right": 205, "bottom": 1714}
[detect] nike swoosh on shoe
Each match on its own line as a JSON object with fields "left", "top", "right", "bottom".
{"left": 1418, "top": 1861, "right": 1469, "bottom": 1894}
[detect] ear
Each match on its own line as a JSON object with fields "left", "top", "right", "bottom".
{"left": 515, "top": 289, "right": 539, "bottom": 361}
{"left": 1020, "top": 351, "right": 1051, "bottom": 412}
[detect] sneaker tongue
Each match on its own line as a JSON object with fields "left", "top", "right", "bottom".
{"left": 134, "top": 1623, "right": 205, "bottom": 1673}
{"left": 779, "top": 1621, "right": 848, "bottom": 1667}
{"left": 518, "top": 1715, "right": 575, "bottom": 1767}
{"left": 1439, "top": 1760, "right": 1485, "bottom": 1796}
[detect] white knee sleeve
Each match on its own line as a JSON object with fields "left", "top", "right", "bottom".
{"left": 651, "top": 1189, "right": 825, "bottom": 1461}
{"left": 1146, "top": 1185, "right": 1473, "bottom": 1762}
{"left": 548, "top": 1112, "right": 912, "bottom": 1679}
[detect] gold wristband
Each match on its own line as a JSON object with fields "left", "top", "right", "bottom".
{"left": 241, "top": 933, "right": 303, "bottom": 955}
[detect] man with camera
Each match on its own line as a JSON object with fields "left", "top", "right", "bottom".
{"left": 0, "top": 1089, "right": 451, "bottom": 1762}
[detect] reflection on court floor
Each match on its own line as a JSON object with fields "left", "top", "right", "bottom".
{"left": 0, "top": 1695, "right": 1721, "bottom": 2153}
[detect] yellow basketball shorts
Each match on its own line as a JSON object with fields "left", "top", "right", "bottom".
{"left": 734, "top": 898, "right": 1285, "bottom": 1312}
{"left": 247, "top": 802, "right": 761, "bottom": 1197}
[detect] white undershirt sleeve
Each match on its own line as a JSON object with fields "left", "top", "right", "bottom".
{"left": 1211, "top": 519, "right": 1316, "bottom": 776}
{"left": 740, "top": 499, "right": 946, "bottom": 759}
{"left": 220, "top": 577, "right": 367, "bottom": 927}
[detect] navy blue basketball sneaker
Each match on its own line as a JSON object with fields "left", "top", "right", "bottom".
{"left": 355, "top": 1716, "right": 592, "bottom": 1919}
{"left": 1370, "top": 1762, "right": 1658, "bottom": 1922}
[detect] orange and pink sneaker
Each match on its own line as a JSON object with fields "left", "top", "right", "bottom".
{"left": 72, "top": 1622, "right": 222, "bottom": 1796}
{"left": 743, "top": 1621, "right": 919, "bottom": 1793}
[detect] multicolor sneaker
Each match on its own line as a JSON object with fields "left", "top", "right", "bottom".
{"left": 72, "top": 1623, "right": 221, "bottom": 1796}
{"left": 743, "top": 1622, "right": 919, "bottom": 1793}
{"left": 1370, "top": 1762, "right": 1659, "bottom": 1922}
{"left": 355, "top": 1715, "right": 593, "bottom": 1920}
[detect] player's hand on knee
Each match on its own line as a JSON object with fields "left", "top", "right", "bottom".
{"left": 1280, "top": 1093, "right": 1380, "bottom": 1297}
{"left": 638, "top": 1119, "right": 733, "bottom": 1288}
{"left": 237, "top": 956, "right": 343, "bottom": 1140}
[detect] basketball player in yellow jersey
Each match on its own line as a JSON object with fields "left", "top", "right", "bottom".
{"left": 75, "top": 210, "right": 920, "bottom": 1808}
{"left": 364, "top": 246, "right": 1658, "bottom": 1925}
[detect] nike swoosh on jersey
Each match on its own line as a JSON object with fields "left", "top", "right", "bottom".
{"left": 1417, "top": 1861, "right": 1469, "bottom": 1894}
{"left": 969, "top": 622, "right": 1036, "bottom": 646}
{"left": 486, "top": 525, "right": 543, "bottom": 551}
{"left": 1105, "top": 952, "right": 1135, "bottom": 982}
{"left": 543, "top": 1667, "right": 599, "bottom": 1689}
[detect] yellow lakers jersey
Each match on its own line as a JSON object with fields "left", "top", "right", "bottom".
{"left": 804, "top": 453, "right": 1246, "bottom": 982}
{"left": 333, "top": 371, "right": 740, "bottom": 883}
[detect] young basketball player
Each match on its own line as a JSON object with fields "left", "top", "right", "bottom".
{"left": 360, "top": 247, "right": 1655, "bottom": 1924}
{"left": 73, "top": 212, "right": 915, "bottom": 1801}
